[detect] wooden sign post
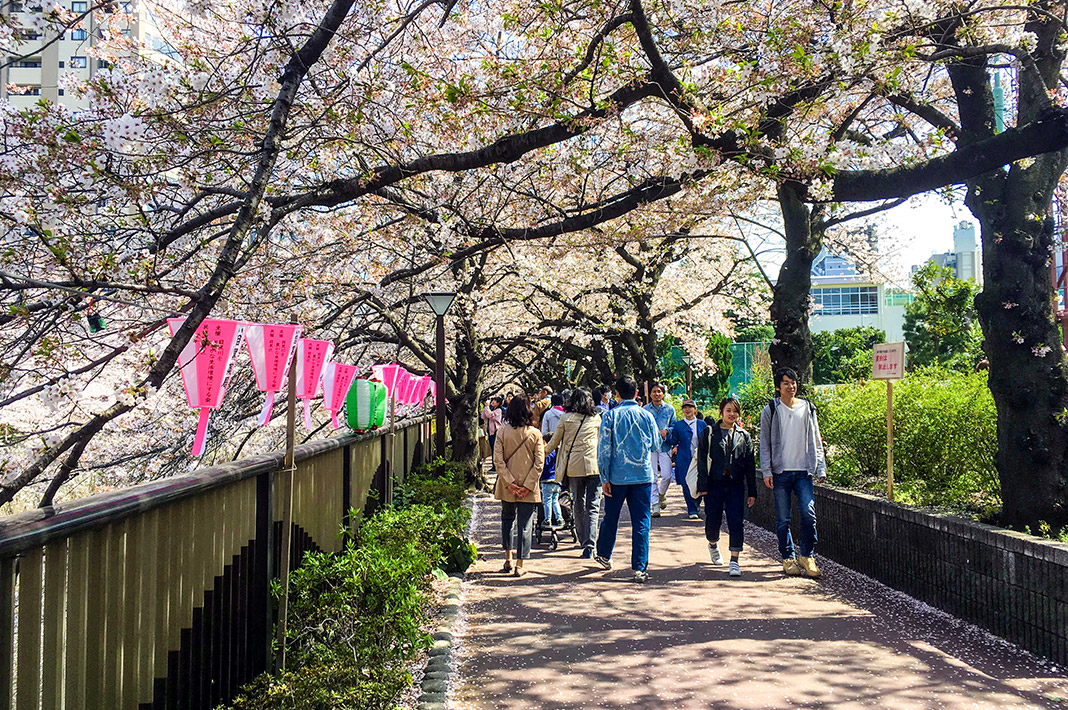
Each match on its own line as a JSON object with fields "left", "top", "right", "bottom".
{"left": 872, "top": 342, "right": 906, "bottom": 501}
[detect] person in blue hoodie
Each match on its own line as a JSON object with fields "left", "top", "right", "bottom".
{"left": 664, "top": 399, "right": 705, "bottom": 519}
{"left": 595, "top": 374, "right": 662, "bottom": 583}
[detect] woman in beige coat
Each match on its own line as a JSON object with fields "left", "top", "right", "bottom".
{"left": 545, "top": 388, "right": 601, "bottom": 558}
{"left": 493, "top": 395, "right": 545, "bottom": 576}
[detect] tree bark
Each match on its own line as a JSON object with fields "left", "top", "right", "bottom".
{"left": 968, "top": 160, "right": 1068, "bottom": 530}
{"left": 447, "top": 313, "right": 488, "bottom": 489}
{"left": 768, "top": 183, "right": 821, "bottom": 383}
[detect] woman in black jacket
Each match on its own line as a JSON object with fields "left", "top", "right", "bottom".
{"left": 696, "top": 397, "right": 757, "bottom": 577}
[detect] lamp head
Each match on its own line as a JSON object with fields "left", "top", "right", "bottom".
{"left": 424, "top": 292, "right": 456, "bottom": 316}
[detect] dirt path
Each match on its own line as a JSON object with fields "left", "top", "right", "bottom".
{"left": 450, "top": 492, "right": 1068, "bottom": 709}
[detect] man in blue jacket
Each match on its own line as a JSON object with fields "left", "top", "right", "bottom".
{"left": 664, "top": 399, "right": 705, "bottom": 519}
{"left": 595, "top": 374, "right": 662, "bottom": 583}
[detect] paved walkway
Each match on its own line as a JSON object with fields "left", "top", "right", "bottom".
{"left": 450, "top": 493, "right": 1068, "bottom": 709}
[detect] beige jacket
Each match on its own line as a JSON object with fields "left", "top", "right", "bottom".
{"left": 493, "top": 423, "right": 545, "bottom": 503}
{"left": 545, "top": 411, "right": 601, "bottom": 481}
{"left": 532, "top": 397, "right": 551, "bottom": 428}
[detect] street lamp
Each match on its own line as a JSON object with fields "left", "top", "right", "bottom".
{"left": 424, "top": 292, "right": 456, "bottom": 457}
{"left": 681, "top": 354, "right": 693, "bottom": 396}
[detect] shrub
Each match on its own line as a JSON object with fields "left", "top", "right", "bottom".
{"left": 223, "top": 663, "right": 410, "bottom": 710}
{"left": 816, "top": 367, "right": 998, "bottom": 513}
{"left": 396, "top": 457, "right": 467, "bottom": 508}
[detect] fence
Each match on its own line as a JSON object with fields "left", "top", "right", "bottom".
{"left": 0, "top": 414, "right": 434, "bottom": 710}
{"left": 749, "top": 483, "right": 1068, "bottom": 667}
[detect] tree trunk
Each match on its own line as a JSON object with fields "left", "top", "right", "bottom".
{"left": 968, "top": 159, "right": 1068, "bottom": 530}
{"left": 769, "top": 183, "right": 821, "bottom": 384}
{"left": 447, "top": 314, "right": 488, "bottom": 490}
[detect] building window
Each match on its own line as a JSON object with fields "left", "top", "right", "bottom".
{"left": 10, "top": 85, "right": 41, "bottom": 96}
{"left": 70, "top": 56, "right": 86, "bottom": 68}
{"left": 58, "top": 88, "right": 64, "bottom": 95}
{"left": 70, "top": 28, "right": 86, "bottom": 40}
{"left": 96, "top": 59, "right": 109, "bottom": 69}
{"left": 71, "top": 0, "right": 86, "bottom": 10}
{"left": 812, "top": 286, "right": 879, "bottom": 316}
{"left": 13, "top": 58, "right": 41, "bottom": 67}
{"left": 7, "top": 0, "right": 23, "bottom": 11}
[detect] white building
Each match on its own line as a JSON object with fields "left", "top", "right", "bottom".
{"left": 808, "top": 250, "right": 910, "bottom": 342}
{"left": 1, "top": 1, "right": 155, "bottom": 111}
{"left": 916, "top": 221, "right": 983, "bottom": 285}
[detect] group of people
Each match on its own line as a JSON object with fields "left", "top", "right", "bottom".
{"left": 480, "top": 369, "right": 826, "bottom": 583}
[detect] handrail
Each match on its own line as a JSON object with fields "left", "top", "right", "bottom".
{"left": 0, "top": 414, "right": 433, "bottom": 558}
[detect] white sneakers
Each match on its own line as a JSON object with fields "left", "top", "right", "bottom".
{"left": 708, "top": 544, "right": 724, "bottom": 565}
{"left": 729, "top": 560, "right": 741, "bottom": 577}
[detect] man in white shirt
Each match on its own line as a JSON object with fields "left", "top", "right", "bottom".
{"left": 759, "top": 368, "right": 827, "bottom": 578}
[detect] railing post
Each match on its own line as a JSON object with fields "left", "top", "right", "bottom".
{"left": 0, "top": 557, "right": 13, "bottom": 710}
{"left": 250, "top": 468, "right": 275, "bottom": 678}
{"left": 341, "top": 444, "right": 352, "bottom": 535}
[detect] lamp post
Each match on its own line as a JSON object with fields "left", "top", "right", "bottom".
{"left": 424, "top": 292, "right": 456, "bottom": 457}
{"left": 682, "top": 354, "right": 693, "bottom": 396}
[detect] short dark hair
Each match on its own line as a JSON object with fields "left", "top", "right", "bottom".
{"left": 550, "top": 393, "right": 564, "bottom": 407}
{"left": 774, "top": 368, "right": 799, "bottom": 389}
{"left": 490, "top": 396, "right": 503, "bottom": 406}
{"left": 615, "top": 375, "right": 637, "bottom": 400}
{"left": 650, "top": 381, "right": 666, "bottom": 394}
{"left": 567, "top": 388, "right": 597, "bottom": 416}
{"left": 503, "top": 395, "right": 534, "bottom": 428}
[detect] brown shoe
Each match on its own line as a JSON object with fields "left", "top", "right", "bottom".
{"left": 501, "top": 560, "right": 513, "bottom": 574}
{"left": 514, "top": 566, "right": 527, "bottom": 577}
{"left": 783, "top": 558, "right": 802, "bottom": 576}
{"left": 798, "top": 556, "right": 821, "bottom": 578}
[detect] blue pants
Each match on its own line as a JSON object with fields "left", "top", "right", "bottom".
{"left": 679, "top": 471, "right": 700, "bottom": 516}
{"left": 705, "top": 477, "right": 745, "bottom": 551}
{"left": 596, "top": 482, "right": 652, "bottom": 572}
{"left": 541, "top": 481, "right": 563, "bottom": 526}
{"left": 501, "top": 501, "right": 537, "bottom": 559}
{"left": 773, "top": 471, "right": 817, "bottom": 558}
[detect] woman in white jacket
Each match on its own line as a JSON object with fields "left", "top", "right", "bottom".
{"left": 545, "top": 388, "right": 602, "bottom": 558}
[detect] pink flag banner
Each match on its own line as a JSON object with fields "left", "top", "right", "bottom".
{"left": 296, "top": 338, "right": 334, "bottom": 429}
{"left": 167, "top": 317, "right": 248, "bottom": 457}
{"left": 410, "top": 376, "right": 433, "bottom": 407}
{"left": 245, "top": 323, "right": 302, "bottom": 426}
{"left": 372, "top": 364, "right": 409, "bottom": 400}
{"left": 322, "top": 362, "right": 358, "bottom": 429}
{"left": 398, "top": 373, "right": 419, "bottom": 405}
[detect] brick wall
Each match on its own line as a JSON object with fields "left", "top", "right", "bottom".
{"left": 748, "top": 484, "right": 1068, "bottom": 666}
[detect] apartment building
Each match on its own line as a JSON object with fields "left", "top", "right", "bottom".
{"left": 1, "top": 0, "right": 149, "bottom": 111}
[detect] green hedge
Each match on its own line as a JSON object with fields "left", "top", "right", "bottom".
{"left": 220, "top": 459, "right": 475, "bottom": 710}
{"left": 816, "top": 367, "right": 999, "bottom": 512}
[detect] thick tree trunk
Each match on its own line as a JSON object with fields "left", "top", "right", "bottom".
{"left": 447, "top": 315, "right": 489, "bottom": 489}
{"left": 968, "top": 160, "right": 1068, "bottom": 530}
{"left": 769, "top": 183, "right": 821, "bottom": 384}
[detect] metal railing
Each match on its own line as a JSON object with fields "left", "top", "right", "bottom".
{"left": 0, "top": 415, "right": 434, "bottom": 710}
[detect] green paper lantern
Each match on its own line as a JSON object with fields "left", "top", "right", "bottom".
{"left": 346, "top": 378, "right": 386, "bottom": 430}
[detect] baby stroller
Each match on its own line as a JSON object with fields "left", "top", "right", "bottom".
{"left": 536, "top": 483, "right": 578, "bottom": 551}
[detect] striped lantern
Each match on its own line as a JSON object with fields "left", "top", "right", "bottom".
{"left": 346, "top": 378, "right": 387, "bottom": 430}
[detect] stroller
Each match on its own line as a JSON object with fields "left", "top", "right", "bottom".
{"left": 535, "top": 451, "right": 578, "bottom": 550}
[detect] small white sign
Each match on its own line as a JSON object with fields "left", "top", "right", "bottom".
{"left": 873, "top": 342, "right": 906, "bottom": 380}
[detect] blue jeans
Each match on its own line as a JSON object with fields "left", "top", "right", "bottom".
{"left": 570, "top": 476, "right": 602, "bottom": 551}
{"left": 679, "top": 471, "right": 700, "bottom": 516}
{"left": 705, "top": 476, "right": 745, "bottom": 551}
{"left": 596, "top": 482, "right": 652, "bottom": 572}
{"left": 541, "top": 481, "right": 563, "bottom": 526}
{"left": 501, "top": 501, "right": 536, "bottom": 559}
{"left": 773, "top": 471, "right": 817, "bottom": 558}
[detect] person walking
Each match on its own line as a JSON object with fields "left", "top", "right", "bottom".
{"left": 532, "top": 386, "right": 553, "bottom": 429}
{"left": 696, "top": 397, "right": 757, "bottom": 576}
{"left": 545, "top": 388, "right": 602, "bottom": 558}
{"left": 664, "top": 399, "right": 705, "bottom": 519}
{"left": 759, "top": 368, "right": 827, "bottom": 578}
{"left": 493, "top": 396, "right": 545, "bottom": 577}
{"left": 481, "top": 396, "right": 503, "bottom": 471}
{"left": 643, "top": 383, "right": 676, "bottom": 517}
{"left": 541, "top": 392, "right": 565, "bottom": 438}
{"left": 595, "top": 375, "right": 662, "bottom": 583}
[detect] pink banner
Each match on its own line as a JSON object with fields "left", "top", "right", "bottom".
{"left": 372, "top": 364, "right": 408, "bottom": 399}
{"left": 322, "top": 362, "right": 358, "bottom": 429}
{"left": 410, "top": 376, "right": 433, "bottom": 407}
{"left": 245, "top": 323, "right": 302, "bottom": 426}
{"left": 167, "top": 317, "right": 247, "bottom": 457}
{"left": 296, "top": 338, "right": 334, "bottom": 429}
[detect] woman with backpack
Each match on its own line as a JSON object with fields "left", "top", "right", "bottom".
{"left": 695, "top": 397, "right": 757, "bottom": 577}
{"left": 493, "top": 395, "right": 545, "bottom": 577}
{"left": 545, "top": 388, "right": 602, "bottom": 558}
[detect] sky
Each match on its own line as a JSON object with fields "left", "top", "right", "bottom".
{"left": 878, "top": 192, "right": 978, "bottom": 285}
